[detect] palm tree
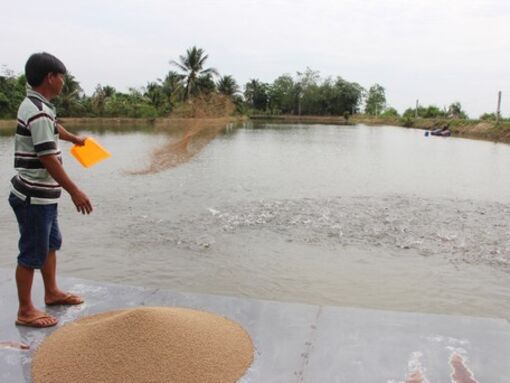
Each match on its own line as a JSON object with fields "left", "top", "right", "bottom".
{"left": 170, "top": 46, "right": 218, "bottom": 100}
{"left": 217, "top": 75, "right": 239, "bottom": 97}
{"left": 92, "top": 85, "right": 116, "bottom": 116}
{"left": 144, "top": 82, "right": 165, "bottom": 109}
{"left": 244, "top": 79, "right": 268, "bottom": 111}
{"left": 54, "top": 73, "right": 82, "bottom": 116}
{"left": 161, "top": 71, "right": 184, "bottom": 110}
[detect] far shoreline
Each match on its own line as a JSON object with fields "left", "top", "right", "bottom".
{"left": 1, "top": 115, "right": 509, "bottom": 144}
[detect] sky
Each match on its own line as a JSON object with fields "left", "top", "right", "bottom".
{"left": 1, "top": 0, "right": 509, "bottom": 118}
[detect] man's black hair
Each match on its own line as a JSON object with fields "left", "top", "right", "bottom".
{"left": 25, "top": 52, "right": 67, "bottom": 87}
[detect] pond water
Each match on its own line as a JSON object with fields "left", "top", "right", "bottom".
{"left": 1, "top": 122, "right": 509, "bottom": 320}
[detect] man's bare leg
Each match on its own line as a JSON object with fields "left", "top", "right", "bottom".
{"left": 16, "top": 265, "right": 57, "bottom": 326}
{"left": 42, "top": 250, "right": 83, "bottom": 305}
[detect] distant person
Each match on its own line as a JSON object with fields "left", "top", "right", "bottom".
{"left": 439, "top": 123, "right": 451, "bottom": 136}
{"left": 8, "top": 52, "right": 93, "bottom": 328}
{"left": 430, "top": 123, "right": 451, "bottom": 137}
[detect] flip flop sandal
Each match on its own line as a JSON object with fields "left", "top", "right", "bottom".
{"left": 15, "top": 314, "right": 58, "bottom": 328}
{"left": 46, "top": 293, "right": 84, "bottom": 306}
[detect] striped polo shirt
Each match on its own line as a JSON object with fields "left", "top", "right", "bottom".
{"left": 10, "top": 89, "right": 62, "bottom": 204}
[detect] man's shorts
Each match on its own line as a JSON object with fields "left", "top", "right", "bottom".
{"left": 8, "top": 193, "right": 62, "bottom": 269}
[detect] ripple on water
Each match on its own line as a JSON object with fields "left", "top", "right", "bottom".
{"left": 121, "top": 195, "right": 510, "bottom": 272}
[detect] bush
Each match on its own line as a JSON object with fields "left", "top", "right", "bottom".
{"left": 400, "top": 115, "right": 414, "bottom": 127}
{"left": 381, "top": 107, "right": 399, "bottom": 118}
{"left": 134, "top": 104, "right": 158, "bottom": 118}
{"left": 480, "top": 113, "right": 496, "bottom": 121}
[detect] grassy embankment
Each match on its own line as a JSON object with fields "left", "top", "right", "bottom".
{"left": 1, "top": 113, "right": 509, "bottom": 144}
{"left": 250, "top": 114, "right": 510, "bottom": 144}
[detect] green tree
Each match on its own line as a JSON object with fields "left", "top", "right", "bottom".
{"left": 0, "top": 67, "right": 26, "bottom": 118}
{"left": 195, "top": 73, "right": 216, "bottom": 95}
{"left": 161, "top": 71, "right": 184, "bottom": 111}
{"left": 447, "top": 102, "right": 468, "bottom": 119}
{"left": 217, "top": 75, "right": 239, "bottom": 97}
{"left": 91, "top": 85, "right": 116, "bottom": 116}
{"left": 480, "top": 112, "right": 496, "bottom": 121}
{"left": 317, "top": 78, "right": 336, "bottom": 115}
{"left": 404, "top": 104, "right": 445, "bottom": 119}
{"left": 53, "top": 73, "right": 83, "bottom": 117}
{"left": 170, "top": 46, "right": 218, "bottom": 99}
{"left": 0, "top": 91, "right": 9, "bottom": 115}
{"left": 126, "top": 88, "right": 148, "bottom": 117}
{"left": 402, "top": 107, "right": 416, "bottom": 119}
{"left": 365, "top": 84, "right": 386, "bottom": 115}
{"left": 268, "top": 74, "right": 295, "bottom": 114}
{"left": 144, "top": 81, "right": 167, "bottom": 113}
{"left": 104, "top": 93, "right": 129, "bottom": 117}
{"left": 381, "top": 107, "right": 400, "bottom": 118}
{"left": 244, "top": 79, "right": 269, "bottom": 111}
{"left": 421, "top": 105, "right": 444, "bottom": 118}
{"left": 331, "top": 77, "right": 364, "bottom": 115}
{"left": 296, "top": 68, "right": 321, "bottom": 115}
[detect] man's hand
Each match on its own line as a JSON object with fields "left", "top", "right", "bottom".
{"left": 56, "top": 123, "right": 87, "bottom": 146}
{"left": 70, "top": 189, "right": 93, "bottom": 214}
{"left": 72, "top": 136, "right": 87, "bottom": 146}
{"left": 39, "top": 154, "right": 94, "bottom": 215}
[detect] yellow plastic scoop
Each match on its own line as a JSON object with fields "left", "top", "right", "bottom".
{"left": 70, "top": 137, "right": 111, "bottom": 168}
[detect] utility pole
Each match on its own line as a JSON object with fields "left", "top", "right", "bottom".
{"left": 415, "top": 99, "right": 419, "bottom": 119}
{"left": 496, "top": 91, "right": 502, "bottom": 124}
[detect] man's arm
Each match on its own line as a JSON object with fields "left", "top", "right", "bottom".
{"left": 39, "top": 155, "right": 93, "bottom": 214}
{"left": 56, "top": 123, "right": 86, "bottom": 146}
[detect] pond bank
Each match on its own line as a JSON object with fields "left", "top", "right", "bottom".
{"left": 250, "top": 115, "right": 510, "bottom": 144}
{"left": 1, "top": 116, "right": 509, "bottom": 144}
{"left": 0, "top": 116, "right": 244, "bottom": 135}
{"left": 357, "top": 116, "right": 510, "bottom": 144}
